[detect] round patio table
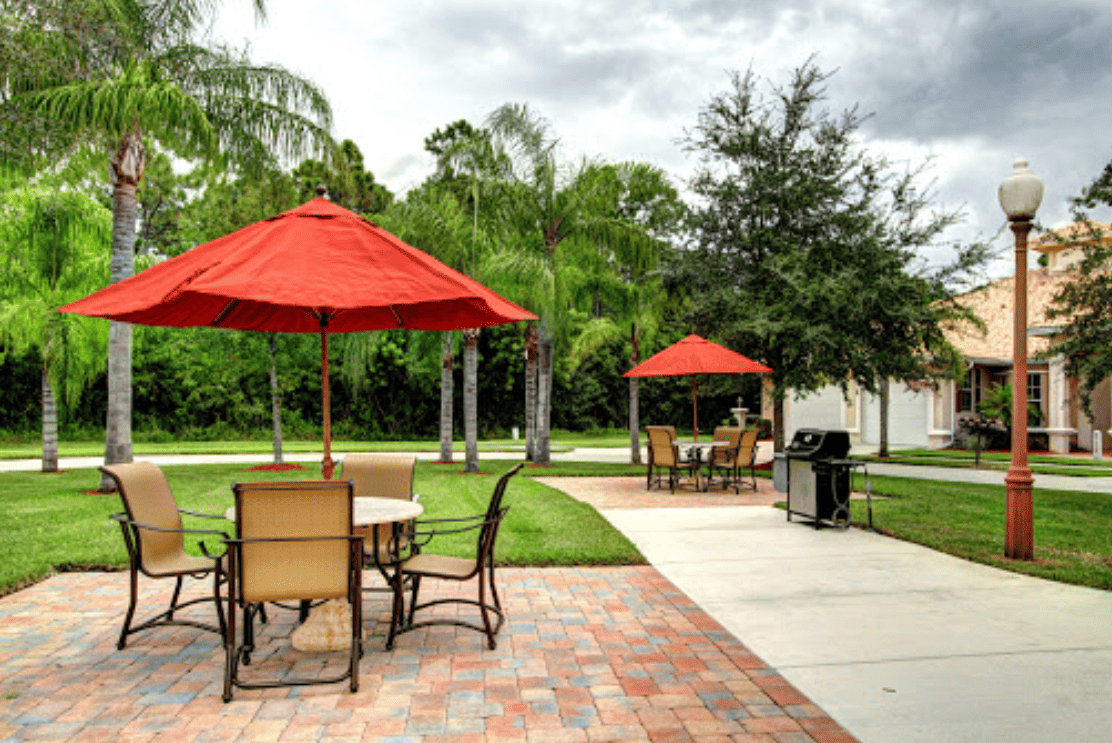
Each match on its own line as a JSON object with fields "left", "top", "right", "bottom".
{"left": 675, "top": 440, "right": 729, "bottom": 491}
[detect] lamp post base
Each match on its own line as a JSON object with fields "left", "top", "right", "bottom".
{"left": 1004, "top": 466, "right": 1034, "bottom": 560}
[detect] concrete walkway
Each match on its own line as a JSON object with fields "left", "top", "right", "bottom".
{"left": 596, "top": 503, "right": 1112, "bottom": 743}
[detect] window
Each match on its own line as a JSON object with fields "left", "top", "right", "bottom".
{"left": 959, "top": 369, "right": 980, "bottom": 413}
{"left": 1027, "top": 372, "right": 1044, "bottom": 426}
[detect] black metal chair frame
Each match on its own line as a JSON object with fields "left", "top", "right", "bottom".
{"left": 102, "top": 465, "right": 227, "bottom": 650}
{"left": 394, "top": 464, "right": 523, "bottom": 650}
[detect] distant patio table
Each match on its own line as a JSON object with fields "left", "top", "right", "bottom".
{"left": 675, "top": 440, "right": 729, "bottom": 491}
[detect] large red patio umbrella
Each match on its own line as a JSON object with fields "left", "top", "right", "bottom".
{"left": 623, "top": 334, "right": 771, "bottom": 441}
{"left": 60, "top": 197, "right": 537, "bottom": 477}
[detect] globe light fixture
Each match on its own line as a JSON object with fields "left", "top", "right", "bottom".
{"left": 998, "top": 158, "right": 1043, "bottom": 561}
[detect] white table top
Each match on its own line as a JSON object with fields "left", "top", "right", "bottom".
{"left": 225, "top": 496, "right": 423, "bottom": 527}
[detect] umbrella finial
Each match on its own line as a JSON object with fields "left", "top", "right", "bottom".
{"left": 316, "top": 183, "right": 329, "bottom": 200}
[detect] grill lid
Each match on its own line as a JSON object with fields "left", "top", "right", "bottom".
{"left": 785, "top": 428, "right": 851, "bottom": 460}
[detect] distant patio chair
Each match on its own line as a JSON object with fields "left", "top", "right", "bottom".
{"left": 222, "top": 479, "right": 363, "bottom": 701}
{"left": 645, "top": 425, "right": 697, "bottom": 492}
{"left": 396, "top": 464, "right": 524, "bottom": 650}
{"left": 705, "top": 426, "right": 743, "bottom": 492}
{"left": 101, "top": 462, "right": 227, "bottom": 650}
{"left": 734, "top": 428, "right": 760, "bottom": 492}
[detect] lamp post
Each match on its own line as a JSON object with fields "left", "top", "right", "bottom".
{"left": 998, "top": 158, "right": 1043, "bottom": 561}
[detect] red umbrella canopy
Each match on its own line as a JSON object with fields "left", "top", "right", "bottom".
{"left": 59, "top": 198, "right": 535, "bottom": 332}
{"left": 60, "top": 197, "right": 536, "bottom": 478}
{"left": 623, "top": 334, "right": 771, "bottom": 442}
{"left": 623, "top": 335, "right": 771, "bottom": 377}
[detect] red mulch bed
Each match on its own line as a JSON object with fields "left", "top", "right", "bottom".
{"left": 241, "top": 463, "right": 308, "bottom": 472}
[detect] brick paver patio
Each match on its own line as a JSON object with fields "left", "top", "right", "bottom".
{"left": 0, "top": 564, "right": 856, "bottom": 743}
{"left": 0, "top": 471, "right": 858, "bottom": 742}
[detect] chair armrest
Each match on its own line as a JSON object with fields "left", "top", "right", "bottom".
{"left": 178, "top": 508, "right": 226, "bottom": 520}
{"left": 110, "top": 512, "right": 230, "bottom": 540}
{"left": 414, "top": 513, "right": 484, "bottom": 527}
{"left": 111, "top": 512, "right": 230, "bottom": 561}
{"left": 406, "top": 515, "right": 488, "bottom": 549}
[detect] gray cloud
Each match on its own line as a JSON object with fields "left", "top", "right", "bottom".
{"left": 213, "top": 0, "right": 1112, "bottom": 276}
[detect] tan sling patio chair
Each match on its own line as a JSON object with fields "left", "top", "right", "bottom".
{"left": 705, "top": 426, "right": 743, "bottom": 492}
{"left": 395, "top": 464, "right": 524, "bottom": 650}
{"left": 645, "top": 425, "right": 697, "bottom": 492}
{"left": 101, "top": 462, "right": 227, "bottom": 650}
{"left": 222, "top": 480, "right": 363, "bottom": 701}
{"left": 339, "top": 453, "right": 419, "bottom": 570}
{"left": 734, "top": 428, "right": 761, "bottom": 492}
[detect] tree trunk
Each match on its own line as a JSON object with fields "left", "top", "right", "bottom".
{"left": 536, "top": 321, "right": 553, "bottom": 466}
{"left": 439, "top": 331, "right": 455, "bottom": 463}
{"left": 463, "top": 328, "right": 480, "bottom": 473}
{"left": 524, "top": 322, "right": 538, "bottom": 462}
{"left": 878, "top": 379, "right": 890, "bottom": 458}
{"left": 100, "top": 131, "right": 143, "bottom": 492}
{"left": 269, "top": 334, "right": 283, "bottom": 464}
{"left": 629, "top": 323, "right": 642, "bottom": 465}
{"left": 41, "top": 367, "right": 57, "bottom": 473}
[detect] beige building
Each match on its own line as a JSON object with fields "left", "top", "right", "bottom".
{"left": 781, "top": 220, "right": 1112, "bottom": 453}
{"left": 938, "top": 221, "right": 1112, "bottom": 453}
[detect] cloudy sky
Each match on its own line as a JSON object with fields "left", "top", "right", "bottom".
{"left": 210, "top": 0, "right": 1112, "bottom": 279}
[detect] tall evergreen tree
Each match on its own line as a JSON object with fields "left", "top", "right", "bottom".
{"left": 675, "top": 60, "right": 987, "bottom": 450}
{"left": 1046, "top": 165, "right": 1112, "bottom": 415}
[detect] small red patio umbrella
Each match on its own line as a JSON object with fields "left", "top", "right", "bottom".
{"left": 60, "top": 197, "right": 537, "bottom": 477}
{"left": 623, "top": 334, "right": 771, "bottom": 441}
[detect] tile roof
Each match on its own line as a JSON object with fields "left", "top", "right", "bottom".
{"left": 945, "top": 221, "right": 1111, "bottom": 361}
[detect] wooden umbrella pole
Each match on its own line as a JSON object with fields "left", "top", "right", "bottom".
{"left": 320, "top": 322, "right": 335, "bottom": 479}
{"left": 692, "top": 377, "right": 699, "bottom": 443}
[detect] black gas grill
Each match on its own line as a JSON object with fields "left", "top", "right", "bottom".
{"left": 783, "top": 428, "right": 857, "bottom": 528}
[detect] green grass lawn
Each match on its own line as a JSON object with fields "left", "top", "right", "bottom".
{"left": 0, "top": 431, "right": 643, "bottom": 460}
{"left": 849, "top": 473, "right": 1112, "bottom": 590}
{"left": 864, "top": 448, "right": 1112, "bottom": 477}
{"left": 0, "top": 460, "right": 646, "bottom": 597}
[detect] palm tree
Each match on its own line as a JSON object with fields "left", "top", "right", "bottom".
{"left": 0, "top": 188, "right": 110, "bottom": 472}
{"left": 376, "top": 187, "right": 480, "bottom": 468}
{"left": 6, "top": 0, "right": 333, "bottom": 489}
{"left": 483, "top": 105, "right": 671, "bottom": 465}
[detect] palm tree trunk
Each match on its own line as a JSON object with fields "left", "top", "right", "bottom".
{"left": 629, "top": 323, "right": 642, "bottom": 465}
{"left": 524, "top": 322, "right": 538, "bottom": 462}
{"left": 463, "top": 328, "right": 480, "bottom": 473}
{"left": 41, "top": 367, "right": 58, "bottom": 473}
{"left": 439, "top": 331, "right": 454, "bottom": 463}
{"left": 536, "top": 321, "right": 552, "bottom": 466}
{"left": 269, "top": 334, "right": 283, "bottom": 464}
{"left": 100, "top": 132, "right": 143, "bottom": 492}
